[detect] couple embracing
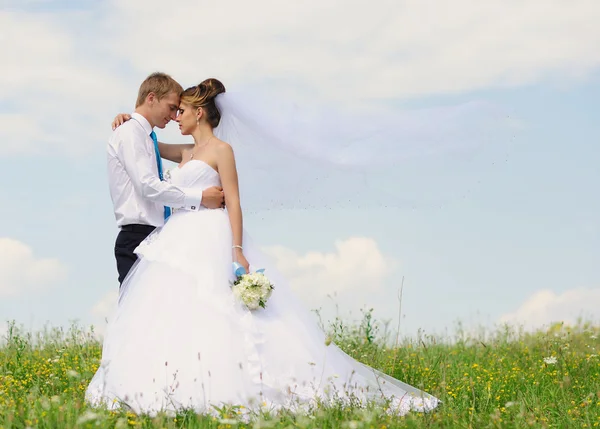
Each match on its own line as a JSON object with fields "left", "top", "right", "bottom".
{"left": 85, "top": 72, "right": 439, "bottom": 417}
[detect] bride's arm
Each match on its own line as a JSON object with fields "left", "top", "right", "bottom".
{"left": 111, "top": 113, "right": 193, "bottom": 163}
{"left": 216, "top": 142, "right": 248, "bottom": 271}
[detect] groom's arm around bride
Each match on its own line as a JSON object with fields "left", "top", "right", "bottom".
{"left": 107, "top": 72, "right": 224, "bottom": 286}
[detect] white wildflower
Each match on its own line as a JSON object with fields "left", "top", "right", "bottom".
{"left": 66, "top": 370, "right": 80, "bottom": 378}
{"left": 40, "top": 398, "right": 50, "bottom": 410}
{"left": 77, "top": 410, "right": 101, "bottom": 424}
{"left": 543, "top": 356, "right": 557, "bottom": 365}
{"left": 115, "top": 418, "right": 129, "bottom": 429}
{"left": 253, "top": 419, "right": 278, "bottom": 429}
{"left": 343, "top": 420, "right": 361, "bottom": 429}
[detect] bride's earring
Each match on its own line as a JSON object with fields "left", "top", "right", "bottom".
{"left": 196, "top": 116, "right": 200, "bottom": 125}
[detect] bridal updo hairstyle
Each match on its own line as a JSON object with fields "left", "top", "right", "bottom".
{"left": 180, "top": 78, "right": 226, "bottom": 128}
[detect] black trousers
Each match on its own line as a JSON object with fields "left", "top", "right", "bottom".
{"left": 114, "top": 224, "right": 156, "bottom": 285}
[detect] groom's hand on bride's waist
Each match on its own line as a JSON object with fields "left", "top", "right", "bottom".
{"left": 202, "top": 186, "right": 225, "bottom": 209}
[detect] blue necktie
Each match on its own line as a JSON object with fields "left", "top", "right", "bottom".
{"left": 150, "top": 131, "right": 171, "bottom": 220}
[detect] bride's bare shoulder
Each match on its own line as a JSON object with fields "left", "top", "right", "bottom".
{"left": 214, "top": 138, "right": 233, "bottom": 153}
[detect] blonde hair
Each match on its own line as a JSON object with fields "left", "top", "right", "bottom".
{"left": 135, "top": 72, "right": 183, "bottom": 108}
{"left": 180, "top": 78, "right": 226, "bottom": 128}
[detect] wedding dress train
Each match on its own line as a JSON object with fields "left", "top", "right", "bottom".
{"left": 86, "top": 159, "right": 439, "bottom": 416}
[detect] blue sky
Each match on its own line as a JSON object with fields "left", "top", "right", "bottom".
{"left": 1, "top": 1, "right": 599, "bottom": 339}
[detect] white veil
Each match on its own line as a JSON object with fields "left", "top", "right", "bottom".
{"left": 213, "top": 90, "right": 515, "bottom": 213}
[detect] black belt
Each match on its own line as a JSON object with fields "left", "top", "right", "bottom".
{"left": 120, "top": 224, "right": 156, "bottom": 233}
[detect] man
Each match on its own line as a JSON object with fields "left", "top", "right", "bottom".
{"left": 107, "top": 72, "right": 224, "bottom": 285}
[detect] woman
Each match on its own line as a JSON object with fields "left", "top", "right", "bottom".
{"left": 85, "top": 78, "right": 440, "bottom": 417}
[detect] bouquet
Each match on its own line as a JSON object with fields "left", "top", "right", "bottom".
{"left": 231, "top": 263, "right": 275, "bottom": 310}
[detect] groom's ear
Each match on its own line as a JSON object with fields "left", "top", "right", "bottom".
{"left": 146, "top": 91, "right": 157, "bottom": 106}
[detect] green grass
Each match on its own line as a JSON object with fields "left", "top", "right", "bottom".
{"left": 1, "top": 312, "right": 599, "bottom": 428}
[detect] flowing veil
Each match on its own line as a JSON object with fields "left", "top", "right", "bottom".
{"left": 213, "top": 90, "right": 516, "bottom": 213}
{"left": 87, "top": 88, "right": 521, "bottom": 416}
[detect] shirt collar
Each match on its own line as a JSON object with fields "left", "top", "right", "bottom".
{"left": 131, "top": 112, "right": 153, "bottom": 136}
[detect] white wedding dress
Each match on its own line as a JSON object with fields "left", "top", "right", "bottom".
{"left": 86, "top": 159, "right": 439, "bottom": 416}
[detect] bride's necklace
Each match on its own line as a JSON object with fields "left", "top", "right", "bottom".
{"left": 190, "top": 136, "right": 214, "bottom": 160}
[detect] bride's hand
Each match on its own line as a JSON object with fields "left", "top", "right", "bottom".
{"left": 235, "top": 249, "right": 250, "bottom": 273}
{"left": 112, "top": 113, "right": 132, "bottom": 130}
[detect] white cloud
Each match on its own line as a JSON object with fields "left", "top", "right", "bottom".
{"left": 262, "top": 237, "right": 396, "bottom": 322}
{"left": 498, "top": 287, "right": 600, "bottom": 331}
{"left": 0, "top": 9, "right": 130, "bottom": 155}
{"left": 0, "top": 238, "right": 67, "bottom": 297}
{"left": 108, "top": 0, "right": 600, "bottom": 101}
{"left": 89, "top": 289, "right": 119, "bottom": 338}
{"left": 0, "top": 114, "right": 47, "bottom": 156}
{"left": 3, "top": 1, "right": 600, "bottom": 157}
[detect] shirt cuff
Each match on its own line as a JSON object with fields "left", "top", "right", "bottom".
{"left": 183, "top": 188, "right": 203, "bottom": 211}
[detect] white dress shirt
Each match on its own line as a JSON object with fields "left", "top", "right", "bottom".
{"left": 107, "top": 112, "right": 203, "bottom": 228}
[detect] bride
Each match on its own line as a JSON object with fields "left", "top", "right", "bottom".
{"left": 85, "top": 78, "right": 440, "bottom": 416}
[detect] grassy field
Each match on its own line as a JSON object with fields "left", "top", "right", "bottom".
{"left": 1, "top": 312, "right": 599, "bottom": 428}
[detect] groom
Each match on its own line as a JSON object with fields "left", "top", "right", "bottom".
{"left": 107, "top": 72, "right": 224, "bottom": 285}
